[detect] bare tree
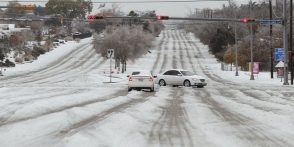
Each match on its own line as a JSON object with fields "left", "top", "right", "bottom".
{"left": 93, "top": 25, "right": 154, "bottom": 73}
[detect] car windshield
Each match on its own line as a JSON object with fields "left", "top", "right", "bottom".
{"left": 132, "top": 71, "right": 151, "bottom": 76}
{"left": 180, "top": 71, "right": 194, "bottom": 76}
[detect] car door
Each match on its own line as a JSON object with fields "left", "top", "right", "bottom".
{"left": 167, "top": 70, "right": 181, "bottom": 85}
{"left": 162, "top": 70, "right": 174, "bottom": 85}
{"left": 172, "top": 70, "right": 184, "bottom": 85}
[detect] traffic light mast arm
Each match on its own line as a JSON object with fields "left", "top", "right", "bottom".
{"left": 85, "top": 15, "right": 262, "bottom": 23}
{"left": 101, "top": 16, "right": 261, "bottom": 23}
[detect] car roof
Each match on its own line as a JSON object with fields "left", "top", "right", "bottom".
{"left": 164, "top": 69, "right": 188, "bottom": 71}
{"left": 131, "top": 70, "right": 152, "bottom": 76}
{"left": 132, "top": 69, "right": 151, "bottom": 72}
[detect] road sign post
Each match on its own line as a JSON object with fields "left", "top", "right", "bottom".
{"left": 107, "top": 49, "right": 114, "bottom": 82}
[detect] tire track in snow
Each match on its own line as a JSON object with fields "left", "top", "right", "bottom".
{"left": 0, "top": 43, "right": 91, "bottom": 82}
{"left": 0, "top": 44, "right": 93, "bottom": 85}
{"left": 50, "top": 91, "right": 156, "bottom": 146}
{"left": 195, "top": 88, "right": 293, "bottom": 147}
{"left": 0, "top": 89, "right": 129, "bottom": 127}
{"left": 182, "top": 34, "right": 294, "bottom": 110}
{"left": 159, "top": 30, "right": 171, "bottom": 73}
{"left": 148, "top": 87, "right": 195, "bottom": 147}
{"left": 14, "top": 45, "right": 96, "bottom": 84}
{"left": 151, "top": 30, "right": 166, "bottom": 74}
{"left": 0, "top": 88, "right": 87, "bottom": 126}
{"left": 181, "top": 33, "right": 293, "bottom": 146}
{"left": 35, "top": 50, "right": 106, "bottom": 84}
{"left": 151, "top": 30, "right": 169, "bottom": 75}
{"left": 170, "top": 30, "right": 178, "bottom": 69}
{"left": 173, "top": 30, "right": 186, "bottom": 69}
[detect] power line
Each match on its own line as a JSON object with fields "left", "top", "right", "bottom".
{"left": 0, "top": 0, "right": 227, "bottom": 3}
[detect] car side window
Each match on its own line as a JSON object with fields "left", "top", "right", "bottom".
{"left": 173, "top": 70, "right": 181, "bottom": 75}
{"left": 163, "top": 70, "right": 172, "bottom": 75}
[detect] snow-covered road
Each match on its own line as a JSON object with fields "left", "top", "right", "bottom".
{"left": 0, "top": 30, "right": 293, "bottom": 147}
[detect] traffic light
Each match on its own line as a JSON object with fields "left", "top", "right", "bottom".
{"left": 243, "top": 18, "right": 255, "bottom": 23}
{"left": 289, "top": 51, "right": 293, "bottom": 57}
{"left": 15, "top": 4, "right": 34, "bottom": 10}
{"left": 87, "top": 15, "right": 103, "bottom": 20}
{"left": 156, "top": 15, "right": 169, "bottom": 20}
{"left": 24, "top": 5, "right": 34, "bottom": 10}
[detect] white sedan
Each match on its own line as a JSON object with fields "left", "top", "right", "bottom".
{"left": 127, "top": 70, "right": 156, "bottom": 92}
{"left": 155, "top": 69, "right": 207, "bottom": 88}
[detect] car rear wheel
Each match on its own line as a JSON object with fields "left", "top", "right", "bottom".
{"left": 183, "top": 80, "right": 191, "bottom": 87}
{"left": 128, "top": 87, "right": 132, "bottom": 91}
{"left": 159, "top": 79, "right": 166, "bottom": 86}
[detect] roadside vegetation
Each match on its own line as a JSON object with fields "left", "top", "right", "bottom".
{"left": 184, "top": 0, "right": 285, "bottom": 71}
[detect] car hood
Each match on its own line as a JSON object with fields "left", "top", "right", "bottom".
{"left": 190, "top": 75, "right": 205, "bottom": 79}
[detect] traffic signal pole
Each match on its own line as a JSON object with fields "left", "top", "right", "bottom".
{"left": 283, "top": 0, "right": 289, "bottom": 85}
{"left": 290, "top": 0, "right": 293, "bottom": 85}
{"left": 270, "top": 0, "right": 274, "bottom": 79}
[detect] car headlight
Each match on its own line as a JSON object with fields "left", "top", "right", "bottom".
{"left": 192, "top": 78, "right": 198, "bottom": 81}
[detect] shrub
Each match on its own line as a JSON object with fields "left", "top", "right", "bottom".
{"left": 75, "top": 38, "right": 80, "bottom": 43}
{"left": 24, "top": 55, "right": 33, "bottom": 61}
{"left": 15, "top": 57, "right": 23, "bottom": 63}
{"left": 65, "top": 36, "right": 73, "bottom": 41}
{"left": 5, "top": 59, "right": 15, "bottom": 67}
{"left": 13, "top": 52, "right": 19, "bottom": 58}
{"left": 31, "top": 47, "right": 46, "bottom": 59}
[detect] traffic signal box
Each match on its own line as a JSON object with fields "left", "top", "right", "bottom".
{"left": 15, "top": 5, "right": 34, "bottom": 10}
{"left": 289, "top": 51, "right": 294, "bottom": 57}
{"left": 243, "top": 18, "right": 255, "bottom": 23}
{"left": 157, "top": 15, "right": 169, "bottom": 20}
{"left": 87, "top": 15, "right": 103, "bottom": 20}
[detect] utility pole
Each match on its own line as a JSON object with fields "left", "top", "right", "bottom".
{"left": 290, "top": 0, "right": 293, "bottom": 85}
{"left": 270, "top": 0, "right": 274, "bottom": 79}
{"left": 283, "top": 0, "right": 289, "bottom": 85}
{"left": 234, "top": 5, "right": 239, "bottom": 76}
{"left": 250, "top": 0, "right": 255, "bottom": 80}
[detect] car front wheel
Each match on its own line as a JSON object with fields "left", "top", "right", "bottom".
{"left": 159, "top": 79, "right": 166, "bottom": 86}
{"left": 183, "top": 80, "right": 191, "bottom": 87}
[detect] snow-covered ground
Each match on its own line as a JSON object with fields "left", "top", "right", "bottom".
{"left": 0, "top": 30, "right": 293, "bottom": 147}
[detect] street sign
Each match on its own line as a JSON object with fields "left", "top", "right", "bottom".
{"left": 107, "top": 49, "right": 114, "bottom": 58}
{"left": 260, "top": 20, "right": 282, "bottom": 25}
{"left": 275, "top": 48, "right": 284, "bottom": 61}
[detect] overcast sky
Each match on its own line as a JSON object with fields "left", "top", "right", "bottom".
{"left": 0, "top": 0, "right": 261, "bottom": 17}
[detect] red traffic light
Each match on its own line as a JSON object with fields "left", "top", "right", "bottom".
{"left": 156, "top": 15, "right": 169, "bottom": 20}
{"left": 289, "top": 51, "right": 293, "bottom": 57}
{"left": 87, "top": 15, "right": 95, "bottom": 19}
{"left": 157, "top": 15, "right": 161, "bottom": 20}
{"left": 243, "top": 18, "right": 248, "bottom": 23}
{"left": 87, "top": 15, "right": 103, "bottom": 19}
{"left": 243, "top": 18, "right": 255, "bottom": 23}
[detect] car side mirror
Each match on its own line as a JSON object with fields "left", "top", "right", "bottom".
{"left": 127, "top": 75, "right": 130, "bottom": 77}
{"left": 177, "top": 74, "right": 182, "bottom": 76}
{"left": 153, "top": 75, "right": 157, "bottom": 78}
